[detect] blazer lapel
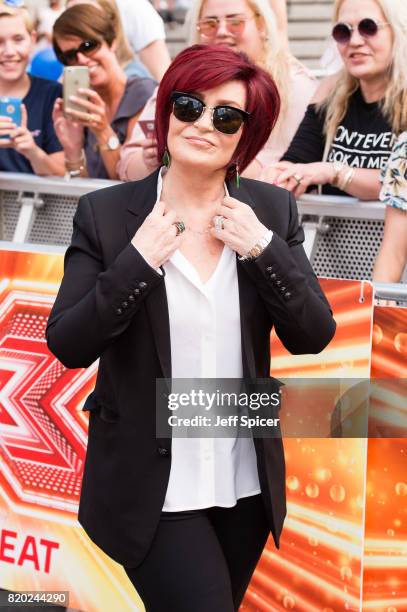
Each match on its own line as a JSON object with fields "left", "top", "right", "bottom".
{"left": 125, "top": 169, "right": 172, "bottom": 380}
{"left": 227, "top": 179, "right": 258, "bottom": 379}
{"left": 123, "top": 174, "right": 259, "bottom": 382}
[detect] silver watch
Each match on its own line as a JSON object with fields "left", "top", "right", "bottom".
{"left": 98, "top": 135, "right": 120, "bottom": 152}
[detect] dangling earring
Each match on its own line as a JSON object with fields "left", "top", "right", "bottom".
{"left": 162, "top": 148, "right": 171, "bottom": 168}
{"left": 235, "top": 162, "right": 241, "bottom": 189}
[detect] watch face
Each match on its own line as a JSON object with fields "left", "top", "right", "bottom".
{"left": 108, "top": 135, "right": 120, "bottom": 150}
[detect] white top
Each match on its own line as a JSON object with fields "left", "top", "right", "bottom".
{"left": 115, "top": 0, "right": 166, "bottom": 53}
{"left": 153, "top": 170, "right": 261, "bottom": 511}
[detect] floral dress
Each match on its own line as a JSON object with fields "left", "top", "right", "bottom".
{"left": 380, "top": 131, "right": 407, "bottom": 211}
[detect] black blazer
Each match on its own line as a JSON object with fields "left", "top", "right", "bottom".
{"left": 46, "top": 169, "right": 336, "bottom": 568}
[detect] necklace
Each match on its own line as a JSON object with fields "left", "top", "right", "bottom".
{"left": 183, "top": 223, "right": 212, "bottom": 236}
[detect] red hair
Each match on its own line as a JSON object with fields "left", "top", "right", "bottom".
{"left": 155, "top": 44, "right": 280, "bottom": 177}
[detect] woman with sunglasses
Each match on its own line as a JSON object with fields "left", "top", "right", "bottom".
{"left": 51, "top": 4, "right": 155, "bottom": 179}
{"left": 46, "top": 44, "right": 335, "bottom": 611}
{"left": 0, "top": 1, "right": 64, "bottom": 175}
{"left": 118, "top": 0, "right": 316, "bottom": 182}
{"left": 266, "top": 0, "right": 407, "bottom": 200}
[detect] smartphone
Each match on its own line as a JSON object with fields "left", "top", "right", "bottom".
{"left": 63, "top": 66, "right": 90, "bottom": 114}
{"left": 0, "top": 96, "right": 22, "bottom": 139}
{"left": 139, "top": 119, "right": 155, "bottom": 139}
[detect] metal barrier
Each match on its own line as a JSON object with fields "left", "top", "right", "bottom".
{"left": 0, "top": 172, "right": 405, "bottom": 285}
{"left": 373, "top": 283, "right": 407, "bottom": 303}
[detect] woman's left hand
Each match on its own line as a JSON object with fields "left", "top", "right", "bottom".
{"left": 274, "top": 162, "right": 335, "bottom": 197}
{"left": 210, "top": 196, "right": 269, "bottom": 257}
{"left": 64, "top": 88, "right": 110, "bottom": 137}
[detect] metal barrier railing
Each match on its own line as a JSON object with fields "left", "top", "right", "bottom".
{"left": 0, "top": 172, "right": 405, "bottom": 285}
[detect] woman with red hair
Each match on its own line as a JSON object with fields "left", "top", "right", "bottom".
{"left": 46, "top": 45, "right": 336, "bottom": 611}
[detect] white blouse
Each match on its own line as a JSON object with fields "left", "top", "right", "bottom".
{"left": 154, "top": 170, "right": 261, "bottom": 511}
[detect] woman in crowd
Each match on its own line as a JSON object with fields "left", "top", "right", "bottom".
{"left": 373, "top": 131, "right": 407, "bottom": 283}
{"left": 46, "top": 45, "right": 335, "bottom": 611}
{"left": 0, "top": 2, "right": 64, "bottom": 175}
{"left": 118, "top": 0, "right": 317, "bottom": 181}
{"left": 268, "top": 0, "right": 407, "bottom": 200}
{"left": 66, "top": 0, "right": 153, "bottom": 79}
{"left": 52, "top": 4, "right": 155, "bottom": 179}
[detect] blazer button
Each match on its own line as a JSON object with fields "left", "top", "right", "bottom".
{"left": 266, "top": 265, "right": 274, "bottom": 274}
{"left": 122, "top": 301, "right": 128, "bottom": 309}
{"left": 269, "top": 273, "right": 277, "bottom": 281}
{"left": 276, "top": 280, "right": 282, "bottom": 287}
{"left": 280, "top": 286, "right": 287, "bottom": 292}
{"left": 133, "top": 288, "right": 141, "bottom": 296}
{"left": 284, "top": 292, "right": 292, "bottom": 300}
{"left": 139, "top": 281, "right": 147, "bottom": 290}
{"left": 158, "top": 447, "right": 169, "bottom": 456}
{"left": 128, "top": 294, "right": 135, "bottom": 302}
{"left": 116, "top": 307, "right": 123, "bottom": 316}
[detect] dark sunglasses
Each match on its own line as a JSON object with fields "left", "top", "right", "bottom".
{"left": 332, "top": 18, "right": 389, "bottom": 44}
{"left": 56, "top": 39, "right": 101, "bottom": 66}
{"left": 170, "top": 91, "right": 250, "bottom": 135}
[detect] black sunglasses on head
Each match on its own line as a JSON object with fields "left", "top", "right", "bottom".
{"left": 170, "top": 91, "right": 250, "bottom": 135}
{"left": 332, "top": 18, "right": 389, "bottom": 44}
{"left": 56, "top": 39, "right": 101, "bottom": 66}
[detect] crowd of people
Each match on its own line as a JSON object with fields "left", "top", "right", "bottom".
{"left": 0, "top": 0, "right": 406, "bottom": 282}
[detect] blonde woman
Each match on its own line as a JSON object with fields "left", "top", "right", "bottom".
{"left": 118, "top": 0, "right": 317, "bottom": 181}
{"left": 269, "top": 0, "right": 407, "bottom": 201}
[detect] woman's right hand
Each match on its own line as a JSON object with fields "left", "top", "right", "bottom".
{"left": 131, "top": 200, "right": 181, "bottom": 268}
{"left": 52, "top": 98, "right": 84, "bottom": 160}
{"left": 260, "top": 161, "right": 295, "bottom": 184}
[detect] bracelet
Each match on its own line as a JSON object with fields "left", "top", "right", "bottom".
{"left": 339, "top": 167, "right": 355, "bottom": 192}
{"left": 238, "top": 230, "right": 273, "bottom": 262}
{"left": 64, "top": 150, "right": 86, "bottom": 179}
{"left": 332, "top": 161, "right": 345, "bottom": 187}
{"left": 65, "top": 149, "right": 86, "bottom": 169}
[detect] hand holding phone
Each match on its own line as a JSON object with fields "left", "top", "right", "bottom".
{"left": 63, "top": 66, "right": 90, "bottom": 114}
{"left": 0, "top": 97, "right": 22, "bottom": 141}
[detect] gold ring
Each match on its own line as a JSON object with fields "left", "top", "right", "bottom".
{"left": 88, "top": 113, "right": 97, "bottom": 123}
{"left": 174, "top": 221, "right": 185, "bottom": 236}
{"left": 293, "top": 173, "right": 303, "bottom": 185}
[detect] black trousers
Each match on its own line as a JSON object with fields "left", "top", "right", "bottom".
{"left": 124, "top": 493, "right": 270, "bottom": 612}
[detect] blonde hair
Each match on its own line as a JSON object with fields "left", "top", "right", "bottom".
{"left": 321, "top": 0, "right": 407, "bottom": 148}
{"left": 65, "top": 0, "right": 134, "bottom": 67}
{"left": 0, "top": 1, "right": 34, "bottom": 33}
{"left": 186, "top": 0, "right": 304, "bottom": 121}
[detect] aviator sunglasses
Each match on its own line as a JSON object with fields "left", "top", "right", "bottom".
{"left": 196, "top": 14, "right": 258, "bottom": 39}
{"left": 55, "top": 39, "right": 101, "bottom": 66}
{"left": 171, "top": 91, "right": 250, "bottom": 135}
{"left": 332, "top": 18, "right": 389, "bottom": 44}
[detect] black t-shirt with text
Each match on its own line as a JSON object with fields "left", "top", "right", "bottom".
{"left": 282, "top": 88, "right": 396, "bottom": 195}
